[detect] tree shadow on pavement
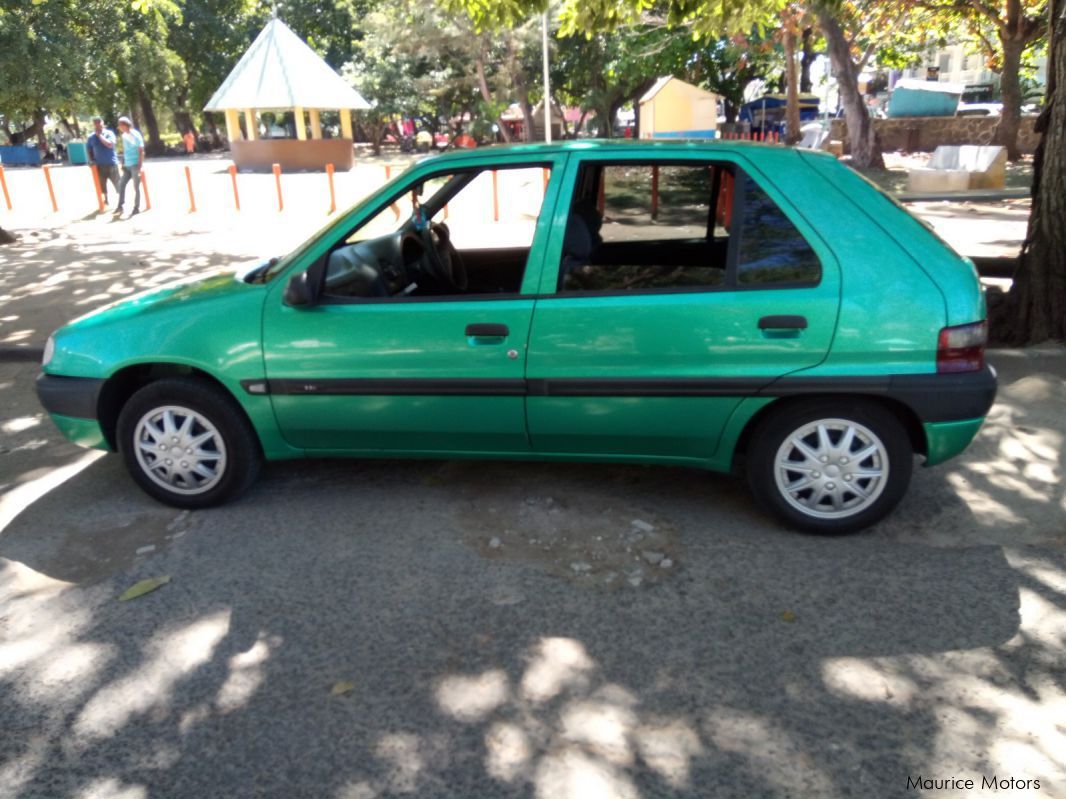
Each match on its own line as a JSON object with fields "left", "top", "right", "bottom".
{"left": 1, "top": 434, "right": 1063, "bottom": 797}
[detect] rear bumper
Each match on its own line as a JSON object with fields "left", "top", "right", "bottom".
{"left": 886, "top": 365, "right": 997, "bottom": 424}
{"left": 769, "top": 365, "right": 997, "bottom": 424}
{"left": 923, "top": 417, "right": 986, "bottom": 466}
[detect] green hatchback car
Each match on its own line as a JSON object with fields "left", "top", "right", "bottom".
{"left": 38, "top": 141, "right": 996, "bottom": 532}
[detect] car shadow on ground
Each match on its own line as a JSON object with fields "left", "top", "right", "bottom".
{"left": 2, "top": 442, "right": 1064, "bottom": 797}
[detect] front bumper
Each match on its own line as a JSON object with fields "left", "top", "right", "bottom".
{"left": 36, "top": 373, "right": 105, "bottom": 419}
{"left": 37, "top": 374, "right": 111, "bottom": 451}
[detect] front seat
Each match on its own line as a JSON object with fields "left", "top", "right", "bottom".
{"left": 558, "top": 201, "right": 602, "bottom": 290}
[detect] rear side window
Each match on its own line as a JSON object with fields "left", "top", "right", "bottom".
{"left": 737, "top": 180, "right": 822, "bottom": 285}
{"left": 557, "top": 160, "right": 819, "bottom": 294}
{"left": 559, "top": 163, "right": 733, "bottom": 292}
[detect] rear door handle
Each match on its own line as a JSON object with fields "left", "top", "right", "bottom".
{"left": 758, "top": 315, "right": 808, "bottom": 330}
{"left": 465, "top": 323, "right": 509, "bottom": 338}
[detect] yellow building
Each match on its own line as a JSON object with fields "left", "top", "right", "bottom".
{"left": 638, "top": 76, "right": 719, "bottom": 140}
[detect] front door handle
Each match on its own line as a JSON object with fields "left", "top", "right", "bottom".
{"left": 758, "top": 315, "right": 808, "bottom": 330}
{"left": 465, "top": 323, "right": 509, "bottom": 338}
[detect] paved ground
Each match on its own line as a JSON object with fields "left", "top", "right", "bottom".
{"left": 1, "top": 152, "right": 1065, "bottom": 798}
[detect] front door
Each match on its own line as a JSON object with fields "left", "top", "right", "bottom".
{"left": 525, "top": 154, "right": 841, "bottom": 461}
{"left": 262, "top": 161, "right": 561, "bottom": 453}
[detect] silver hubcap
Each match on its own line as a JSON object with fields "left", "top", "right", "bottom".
{"left": 133, "top": 405, "right": 227, "bottom": 495}
{"left": 774, "top": 418, "right": 888, "bottom": 520}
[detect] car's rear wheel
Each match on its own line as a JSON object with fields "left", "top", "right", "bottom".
{"left": 117, "top": 378, "right": 262, "bottom": 508}
{"left": 746, "top": 400, "right": 913, "bottom": 534}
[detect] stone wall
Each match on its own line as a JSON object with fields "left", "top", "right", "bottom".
{"left": 828, "top": 115, "right": 1040, "bottom": 154}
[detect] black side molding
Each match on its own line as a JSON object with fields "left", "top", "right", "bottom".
{"left": 36, "top": 374, "right": 105, "bottom": 420}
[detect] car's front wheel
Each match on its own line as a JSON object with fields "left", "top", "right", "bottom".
{"left": 117, "top": 378, "right": 262, "bottom": 508}
{"left": 746, "top": 400, "right": 913, "bottom": 534}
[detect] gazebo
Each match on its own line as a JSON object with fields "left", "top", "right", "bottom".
{"left": 204, "top": 17, "right": 370, "bottom": 171}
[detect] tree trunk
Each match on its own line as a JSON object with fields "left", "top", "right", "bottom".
{"left": 818, "top": 9, "right": 885, "bottom": 168}
{"left": 801, "top": 27, "right": 815, "bottom": 93}
{"left": 992, "top": 0, "right": 1066, "bottom": 344}
{"left": 137, "top": 87, "right": 165, "bottom": 156}
{"left": 33, "top": 110, "right": 47, "bottom": 149}
{"left": 785, "top": 29, "right": 803, "bottom": 144}
{"left": 995, "top": 33, "right": 1026, "bottom": 160}
{"left": 8, "top": 118, "right": 38, "bottom": 145}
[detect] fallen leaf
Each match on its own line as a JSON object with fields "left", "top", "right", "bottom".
{"left": 330, "top": 680, "right": 355, "bottom": 697}
{"left": 118, "top": 575, "right": 171, "bottom": 601}
{"left": 780, "top": 610, "right": 797, "bottom": 623}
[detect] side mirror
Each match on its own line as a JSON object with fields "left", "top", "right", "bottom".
{"left": 283, "top": 259, "right": 325, "bottom": 308}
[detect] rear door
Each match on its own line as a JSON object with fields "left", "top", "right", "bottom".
{"left": 525, "top": 151, "right": 841, "bottom": 461}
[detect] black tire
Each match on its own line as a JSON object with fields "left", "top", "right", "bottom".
{"left": 117, "top": 377, "right": 262, "bottom": 508}
{"left": 745, "top": 399, "right": 913, "bottom": 534}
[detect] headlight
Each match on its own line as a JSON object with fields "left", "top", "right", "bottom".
{"left": 42, "top": 335, "right": 55, "bottom": 367}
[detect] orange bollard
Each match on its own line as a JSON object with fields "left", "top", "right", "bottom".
{"left": 651, "top": 165, "right": 659, "bottom": 220}
{"left": 184, "top": 165, "right": 196, "bottom": 213}
{"left": 385, "top": 165, "right": 402, "bottom": 220}
{"left": 89, "top": 165, "right": 105, "bottom": 211}
{"left": 543, "top": 167, "right": 550, "bottom": 194}
{"left": 273, "top": 163, "right": 283, "bottom": 212}
{"left": 43, "top": 165, "right": 58, "bottom": 212}
{"left": 228, "top": 164, "right": 240, "bottom": 211}
{"left": 491, "top": 169, "right": 499, "bottom": 222}
{"left": 0, "top": 166, "right": 10, "bottom": 211}
{"left": 325, "top": 163, "right": 336, "bottom": 214}
{"left": 140, "top": 169, "right": 152, "bottom": 211}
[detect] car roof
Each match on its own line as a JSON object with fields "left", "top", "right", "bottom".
{"left": 418, "top": 139, "right": 834, "bottom": 164}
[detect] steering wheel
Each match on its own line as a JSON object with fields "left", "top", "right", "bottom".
{"left": 420, "top": 222, "right": 467, "bottom": 292}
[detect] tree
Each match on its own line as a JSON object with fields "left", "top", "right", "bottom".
{"left": 0, "top": 0, "right": 121, "bottom": 146}
{"left": 992, "top": 0, "right": 1065, "bottom": 342}
{"left": 916, "top": 0, "right": 1047, "bottom": 160}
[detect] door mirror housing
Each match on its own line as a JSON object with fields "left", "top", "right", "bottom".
{"left": 283, "top": 259, "right": 325, "bottom": 308}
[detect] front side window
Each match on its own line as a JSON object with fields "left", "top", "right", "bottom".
{"left": 557, "top": 160, "right": 819, "bottom": 294}
{"left": 323, "top": 165, "right": 551, "bottom": 300}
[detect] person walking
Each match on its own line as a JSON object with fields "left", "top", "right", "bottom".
{"left": 116, "top": 116, "right": 145, "bottom": 216}
{"left": 86, "top": 117, "right": 121, "bottom": 207}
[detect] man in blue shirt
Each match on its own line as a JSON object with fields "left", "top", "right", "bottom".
{"left": 117, "top": 116, "right": 145, "bottom": 216}
{"left": 86, "top": 117, "right": 120, "bottom": 207}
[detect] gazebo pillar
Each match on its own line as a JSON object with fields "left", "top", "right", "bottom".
{"left": 244, "top": 109, "right": 258, "bottom": 141}
{"left": 309, "top": 109, "right": 322, "bottom": 139}
{"left": 224, "top": 108, "right": 242, "bottom": 142}
{"left": 340, "top": 108, "right": 353, "bottom": 141}
{"left": 294, "top": 107, "right": 307, "bottom": 140}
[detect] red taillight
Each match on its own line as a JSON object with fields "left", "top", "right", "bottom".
{"left": 937, "top": 321, "right": 986, "bottom": 373}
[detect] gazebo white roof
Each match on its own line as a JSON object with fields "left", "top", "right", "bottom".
{"left": 204, "top": 18, "right": 370, "bottom": 111}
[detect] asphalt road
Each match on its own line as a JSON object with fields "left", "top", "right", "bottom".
{"left": 1, "top": 349, "right": 1065, "bottom": 798}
